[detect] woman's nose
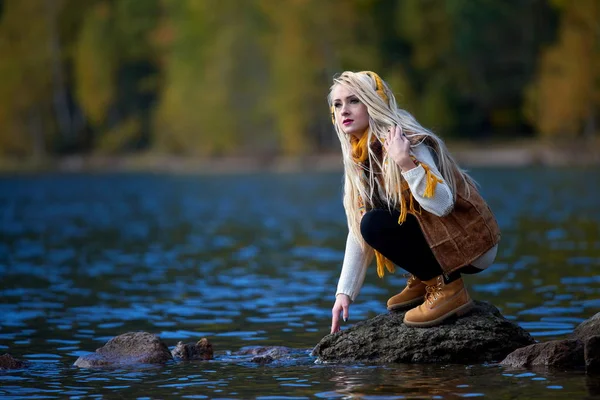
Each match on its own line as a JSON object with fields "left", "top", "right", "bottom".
{"left": 341, "top": 104, "right": 350, "bottom": 116}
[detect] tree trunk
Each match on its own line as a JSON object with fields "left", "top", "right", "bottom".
{"left": 45, "top": 0, "right": 73, "bottom": 141}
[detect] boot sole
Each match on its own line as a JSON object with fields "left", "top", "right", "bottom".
{"left": 403, "top": 299, "right": 474, "bottom": 327}
{"left": 387, "top": 297, "right": 424, "bottom": 311}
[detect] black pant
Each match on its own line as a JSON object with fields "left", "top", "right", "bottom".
{"left": 360, "top": 209, "right": 479, "bottom": 282}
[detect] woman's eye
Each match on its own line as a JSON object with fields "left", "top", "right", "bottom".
{"left": 350, "top": 98, "right": 359, "bottom": 104}
{"left": 334, "top": 103, "right": 341, "bottom": 108}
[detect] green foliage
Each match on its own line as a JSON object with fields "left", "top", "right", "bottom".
{"left": 0, "top": 0, "right": 594, "bottom": 159}
{"left": 525, "top": 0, "right": 600, "bottom": 138}
{"left": 0, "top": 0, "right": 54, "bottom": 156}
{"left": 74, "top": 2, "right": 115, "bottom": 127}
{"left": 95, "top": 117, "right": 142, "bottom": 154}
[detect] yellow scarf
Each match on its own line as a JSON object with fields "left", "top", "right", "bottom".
{"left": 350, "top": 131, "right": 443, "bottom": 278}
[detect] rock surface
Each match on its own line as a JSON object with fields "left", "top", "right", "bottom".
{"left": 235, "top": 346, "right": 294, "bottom": 364}
{"left": 171, "top": 338, "right": 213, "bottom": 361}
{"left": 584, "top": 335, "right": 600, "bottom": 373}
{"left": 571, "top": 312, "right": 600, "bottom": 342}
{"left": 500, "top": 339, "right": 584, "bottom": 369}
{"left": 0, "top": 354, "right": 24, "bottom": 370}
{"left": 312, "top": 301, "right": 534, "bottom": 364}
{"left": 574, "top": 313, "right": 600, "bottom": 374}
{"left": 74, "top": 332, "right": 173, "bottom": 368}
{"left": 501, "top": 312, "right": 600, "bottom": 373}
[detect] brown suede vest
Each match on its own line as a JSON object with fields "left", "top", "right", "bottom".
{"left": 363, "top": 139, "right": 501, "bottom": 274}
{"left": 410, "top": 172, "right": 501, "bottom": 275}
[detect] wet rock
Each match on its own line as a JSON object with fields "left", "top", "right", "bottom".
{"left": 236, "top": 346, "right": 295, "bottom": 364}
{"left": 500, "top": 339, "right": 584, "bottom": 369}
{"left": 584, "top": 335, "right": 600, "bottom": 374}
{"left": 569, "top": 313, "right": 600, "bottom": 374}
{"left": 0, "top": 354, "right": 24, "bottom": 370}
{"left": 171, "top": 338, "right": 213, "bottom": 361}
{"left": 312, "top": 301, "right": 534, "bottom": 364}
{"left": 570, "top": 312, "right": 600, "bottom": 342}
{"left": 74, "top": 332, "right": 173, "bottom": 368}
{"left": 251, "top": 354, "right": 274, "bottom": 364}
{"left": 501, "top": 311, "right": 600, "bottom": 373}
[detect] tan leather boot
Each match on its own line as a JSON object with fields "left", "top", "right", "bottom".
{"left": 387, "top": 275, "right": 426, "bottom": 311}
{"left": 403, "top": 275, "right": 473, "bottom": 327}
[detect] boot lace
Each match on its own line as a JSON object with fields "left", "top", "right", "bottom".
{"left": 425, "top": 279, "right": 444, "bottom": 305}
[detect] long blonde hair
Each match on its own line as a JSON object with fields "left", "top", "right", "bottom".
{"left": 327, "top": 71, "right": 475, "bottom": 250}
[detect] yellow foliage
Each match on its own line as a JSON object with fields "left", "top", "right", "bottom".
{"left": 525, "top": 0, "right": 600, "bottom": 137}
{"left": 0, "top": 0, "right": 54, "bottom": 156}
{"left": 73, "top": 1, "right": 116, "bottom": 127}
{"left": 95, "top": 117, "right": 142, "bottom": 154}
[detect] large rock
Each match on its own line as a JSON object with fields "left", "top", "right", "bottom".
{"left": 571, "top": 312, "right": 600, "bottom": 341}
{"left": 500, "top": 339, "right": 584, "bottom": 369}
{"left": 574, "top": 313, "right": 600, "bottom": 374}
{"left": 312, "top": 301, "right": 534, "bottom": 364}
{"left": 235, "top": 346, "right": 294, "bottom": 364}
{"left": 171, "top": 338, "right": 213, "bottom": 361}
{"left": 501, "top": 312, "right": 600, "bottom": 373}
{"left": 584, "top": 335, "right": 600, "bottom": 373}
{"left": 0, "top": 354, "right": 24, "bottom": 370}
{"left": 74, "top": 332, "right": 173, "bottom": 368}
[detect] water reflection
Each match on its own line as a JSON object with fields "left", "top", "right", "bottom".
{"left": 0, "top": 168, "right": 599, "bottom": 398}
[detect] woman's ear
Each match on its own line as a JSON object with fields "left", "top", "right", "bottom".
{"left": 330, "top": 106, "right": 336, "bottom": 125}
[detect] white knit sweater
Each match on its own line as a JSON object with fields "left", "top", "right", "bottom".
{"left": 336, "top": 143, "right": 498, "bottom": 301}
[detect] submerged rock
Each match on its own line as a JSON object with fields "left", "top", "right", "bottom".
{"left": 0, "top": 354, "right": 24, "bottom": 370}
{"left": 501, "top": 311, "right": 600, "bottom": 373}
{"left": 74, "top": 332, "right": 173, "bottom": 368}
{"left": 312, "top": 301, "right": 534, "bottom": 364}
{"left": 171, "top": 338, "right": 214, "bottom": 361}
{"left": 235, "top": 346, "right": 294, "bottom": 364}
{"left": 500, "top": 339, "right": 584, "bottom": 369}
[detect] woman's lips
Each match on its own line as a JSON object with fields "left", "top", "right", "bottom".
{"left": 343, "top": 119, "right": 353, "bottom": 125}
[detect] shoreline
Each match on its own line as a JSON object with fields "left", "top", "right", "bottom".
{"left": 1, "top": 141, "right": 599, "bottom": 174}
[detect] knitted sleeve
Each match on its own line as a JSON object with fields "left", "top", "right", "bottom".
{"left": 402, "top": 143, "right": 454, "bottom": 217}
{"left": 335, "top": 231, "right": 373, "bottom": 302}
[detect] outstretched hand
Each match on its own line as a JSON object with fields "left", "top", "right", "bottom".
{"left": 384, "top": 125, "right": 416, "bottom": 172}
{"left": 331, "top": 294, "right": 351, "bottom": 334}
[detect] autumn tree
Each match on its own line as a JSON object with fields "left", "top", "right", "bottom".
{"left": 525, "top": 0, "right": 600, "bottom": 139}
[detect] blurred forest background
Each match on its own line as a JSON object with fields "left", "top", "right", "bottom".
{"left": 0, "top": 0, "right": 599, "bottom": 164}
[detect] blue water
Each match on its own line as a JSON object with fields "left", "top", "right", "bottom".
{"left": 1, "top": 168, "right": 599, "bottom": 399}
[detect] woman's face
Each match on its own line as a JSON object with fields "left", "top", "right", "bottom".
{"left": 331, "top": 84, "right": 369, "bottom": 139}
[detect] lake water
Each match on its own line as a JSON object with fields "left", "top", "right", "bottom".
{"left": 1, "top": 168, "right": 599, "bottom": 399}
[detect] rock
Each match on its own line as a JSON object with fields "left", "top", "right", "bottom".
{"left": 0, "top": 354, "right": 24, "bottom": 370}
{"left": 571, "top": 312, "right": 600, "bottom": 342}
{"left": 500, "top": 311, "right": 600, "bottom": 372}
{"left": 74, "top": 332, "right": 173, "bottom": 368}
{"left": 236, "top": 346, "right": 291, "bottom": 358}
{"left": 500, "top": 339, "right": 584, "bottom": 369}
{"left": 312, "top": 301, "right": 534, "bottom": 364}
{"left": 584, "top": 335, "right": 600, "bottom": 374}
{"left": 236, "top": 346, "right": 293, "bottom": 364}
{"left": 569, "top": 313, "right": 600, "bottom": 374}
{"left": 251, "top": 355, "right": 274, "bottom": 364}
{"left": 171, "top": 338, "right": 213, "bottom": 361}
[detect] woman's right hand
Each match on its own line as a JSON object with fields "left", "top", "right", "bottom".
{"left": 331, "top": 294, "right": 351, "bottom": 334}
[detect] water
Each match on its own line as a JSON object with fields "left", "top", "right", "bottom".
{"left": 0, "top": 168, "right": 599, "bottom": 399}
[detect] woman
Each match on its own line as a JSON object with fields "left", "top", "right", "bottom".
{"left": 329, "top": 71, "right": 500, "bottom": 334}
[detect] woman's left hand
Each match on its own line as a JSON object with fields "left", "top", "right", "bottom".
{"left": 385, "top": 125, "right": 417, "bottom": 172}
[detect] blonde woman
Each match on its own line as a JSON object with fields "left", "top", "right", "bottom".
{"left": 329, "top": 71, "right": 500, "bottom": 334}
